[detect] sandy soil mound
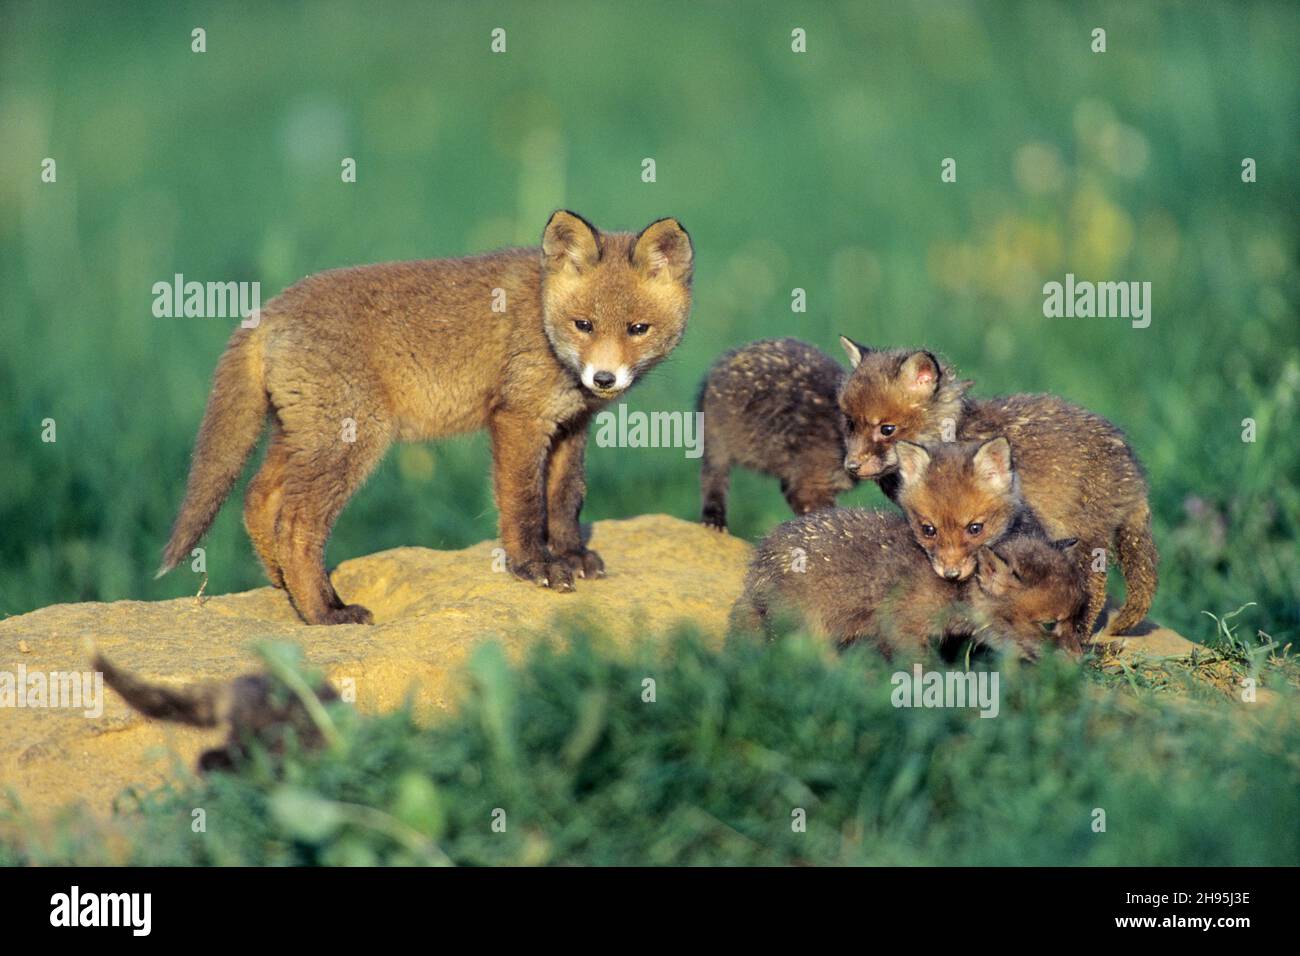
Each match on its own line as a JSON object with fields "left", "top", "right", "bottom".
{"left": 0, "top": 513, "right": 1196, "bottom": 816}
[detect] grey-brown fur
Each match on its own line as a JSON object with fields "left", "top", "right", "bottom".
{"left": 730, "top": 508, "right": 1085, "bottom": 660}
{"left": 95, "top": 653, "right": 339, "bottom": 772}
{"left": 837, "top": 343, "right": 1157, "bottom": 637}
{"left": 698, "top": 338, "right": 856, "bottom": 530}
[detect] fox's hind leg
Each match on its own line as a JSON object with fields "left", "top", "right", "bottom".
{"left": 244, "top": 422, "right": 289, "bottom": 588}
{"left": 699, "top": 440, "right": 732, "bottom": 531}
{"left": 275, "top": 416, "right": 391, "bottom": 625}
{"left": 1076, "top": 538, "right": 1111, "bottom": 642}
{"left": 1110, "top": 504, "right": 1158, "bottom": 635}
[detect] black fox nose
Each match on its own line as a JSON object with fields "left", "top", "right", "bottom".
{"left": 593, "top": 371, "right": 616, "bottom": 389}
{"left": 943, "top": 569, "right": 961, "bottom": 580}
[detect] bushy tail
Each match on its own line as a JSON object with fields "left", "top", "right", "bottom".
{"left": 156, "top": 328, "right": 267, "bottom": 576}
{"left": 1110, "top": 502, "right": 1159, "bottom": 635}
{"left": 94, "top": 652, "right": 221, "bottom": 728}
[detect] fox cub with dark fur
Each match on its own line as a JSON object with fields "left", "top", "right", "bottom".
{"left": 95, "top": 651, "right": 339, "bottom": 772}
{"left": 698, "top": 338, "right": 856, "bottom": 530}
{"left": 836, "top": 336, "right": 1156, "bottom": 637}
{"left": 158, "top": 211, "right": 693, "bottom": 625}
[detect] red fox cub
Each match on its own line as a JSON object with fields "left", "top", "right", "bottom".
{"left": 730, "top": 509, "right": 1086, "bottom": 660}
{"left": 891, "top": 437, "right": 1044, "bottom": 583}
{"left": 837, "top": 338, "right": 1156, "bottom": 637}
{"left": 157, "top": 211, "right": 693, "bottom": 625}
{"left": 698, "top": 338, "right": 856, "bottom": 530}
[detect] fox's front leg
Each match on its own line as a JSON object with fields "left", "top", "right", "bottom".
{"left": 490, "top": 410, "right": 575, "bottom": 592}
{"left": 546, "top": 425, "right": 604, "bottom": 580}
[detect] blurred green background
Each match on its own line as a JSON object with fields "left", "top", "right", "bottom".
{"left": 1, "top": 1, "right": 1296, "bottom": 642}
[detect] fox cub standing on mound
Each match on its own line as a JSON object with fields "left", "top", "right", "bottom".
{"left": 731, "top": 509, "right": 1086, "bottom": 660}
{"left": 157, "top": 211, "right": 693, "bottom": 625}
{"left": 836, "top": 337, "right": 1156, "bottom": 637}
{"left": 698, "top": 338, "right": 856, "bottom": 530}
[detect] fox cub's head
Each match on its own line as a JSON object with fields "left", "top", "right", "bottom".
{"left": 971, "top": 536, "right": 1088, "bottom": 658}
{"left": 836, "top": 338, "right": 971, "bottom": 480}
{"left": 540, "top": 210, "right": 693, "bottom": 399}
{"left": 894, "top": 437, "right": 1026, "bottom": 582}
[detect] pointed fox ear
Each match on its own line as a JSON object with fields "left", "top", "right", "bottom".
{"left": 894, "top": 441, "right": 931, "bottom": 487}
{"left": 975, "top": 547, "right": 1014, "bottom": 595}
{"left": 898, "top": 350, "right": 942, "bottom": 395}
{"left": 542, "top": 210, "right": 602, "bottom": 274}
{"left": 839, "top": 335, "right": 871, "bottom": 368}
{"left": 972, "top": 437, "right": 1013, "bottom": 494}
{"left": 631, "top": 217, "right": 693, "bottom": 283}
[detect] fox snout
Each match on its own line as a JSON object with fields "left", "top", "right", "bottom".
{"left": 1055, "top": 628, "right": 1085, "bottom": 656}
{"left": 844, "top": 443, "right": 895, "bottom": 479}
{"left": 578, "top": 335, "right": 637, "bottom": 396}
{"left": 931, "top": 552, "right": 977, "bottom": 581}
{"left": 581, "top": 363, "right": 632, "bottom": 396}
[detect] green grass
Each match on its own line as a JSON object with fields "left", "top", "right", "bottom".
{"left": 0, "top": 8, "right": 1296, "bottom": 642}
{"left": 4, "top": 633, "right": 1297, "bottom": 866}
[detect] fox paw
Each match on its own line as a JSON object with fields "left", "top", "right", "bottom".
{"left": 700, "top": 507, "right": 728, "bottom": 532}
{"left": 557, "top": 548, "right": 605, "bottom": 580}
{"left": 511, "top": 559, "right": 576, "bottom": 592}
{"left": 322, "top": 603, "right": 374, "bottom": 625}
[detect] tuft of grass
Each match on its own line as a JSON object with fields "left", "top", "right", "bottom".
{"left": 1089, "top": 601, "right": 1299, "bottom": 700}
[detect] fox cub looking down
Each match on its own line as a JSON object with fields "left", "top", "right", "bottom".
{"left": 731, "top": 509, "right": 1086, "bottom": 660}
{"left": 158, "top": 211, "right": 693, "bottom": 624}
{"left": 698, "top": 338, "right": 856, "bottom": 530}
{"left": 837, "top": 337, "right": 1156, "bottom": 638}
{"left": 891, "top": 437, "right": 1044, "bottom": 583}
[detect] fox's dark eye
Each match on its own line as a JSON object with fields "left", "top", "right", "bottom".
{"left": 574, "top": 319, "right": 593, "bottom": 333}
{"left": 1039, "top": 620, "right": 1057, "bottom": 634}
{"left": 627, "top": 322, "right": 650, "bottom": 336}
{"left": 843, "top": 418, "right": 855, "bottom": 434}
{"left": 966, "top": 522, "right": 984, "bottom": 536}
{"left": 920, "top": 523, "right": 936, "bottom": 538}
{"left": 880, "top": 424, "right": 896, "bottom": 437}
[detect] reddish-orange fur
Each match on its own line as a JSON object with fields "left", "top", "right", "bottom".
{"left": 158, "top": 211, "right": 693, "bottom": 624}
{"left": 892, "top": 437, "right": 1043, "bottom": 583}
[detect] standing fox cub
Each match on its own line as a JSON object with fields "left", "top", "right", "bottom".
{"left": 731, "top": 509, "right": 1086, "bottom": 660}
{"left": 836, "top": 337, "right": 1156, "bottom": 637}
{"left": 158, "top": 211, "right": 693, "bottom": 624}
{"left": 698, "top": 338, "right": 856, "bottom": 530}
